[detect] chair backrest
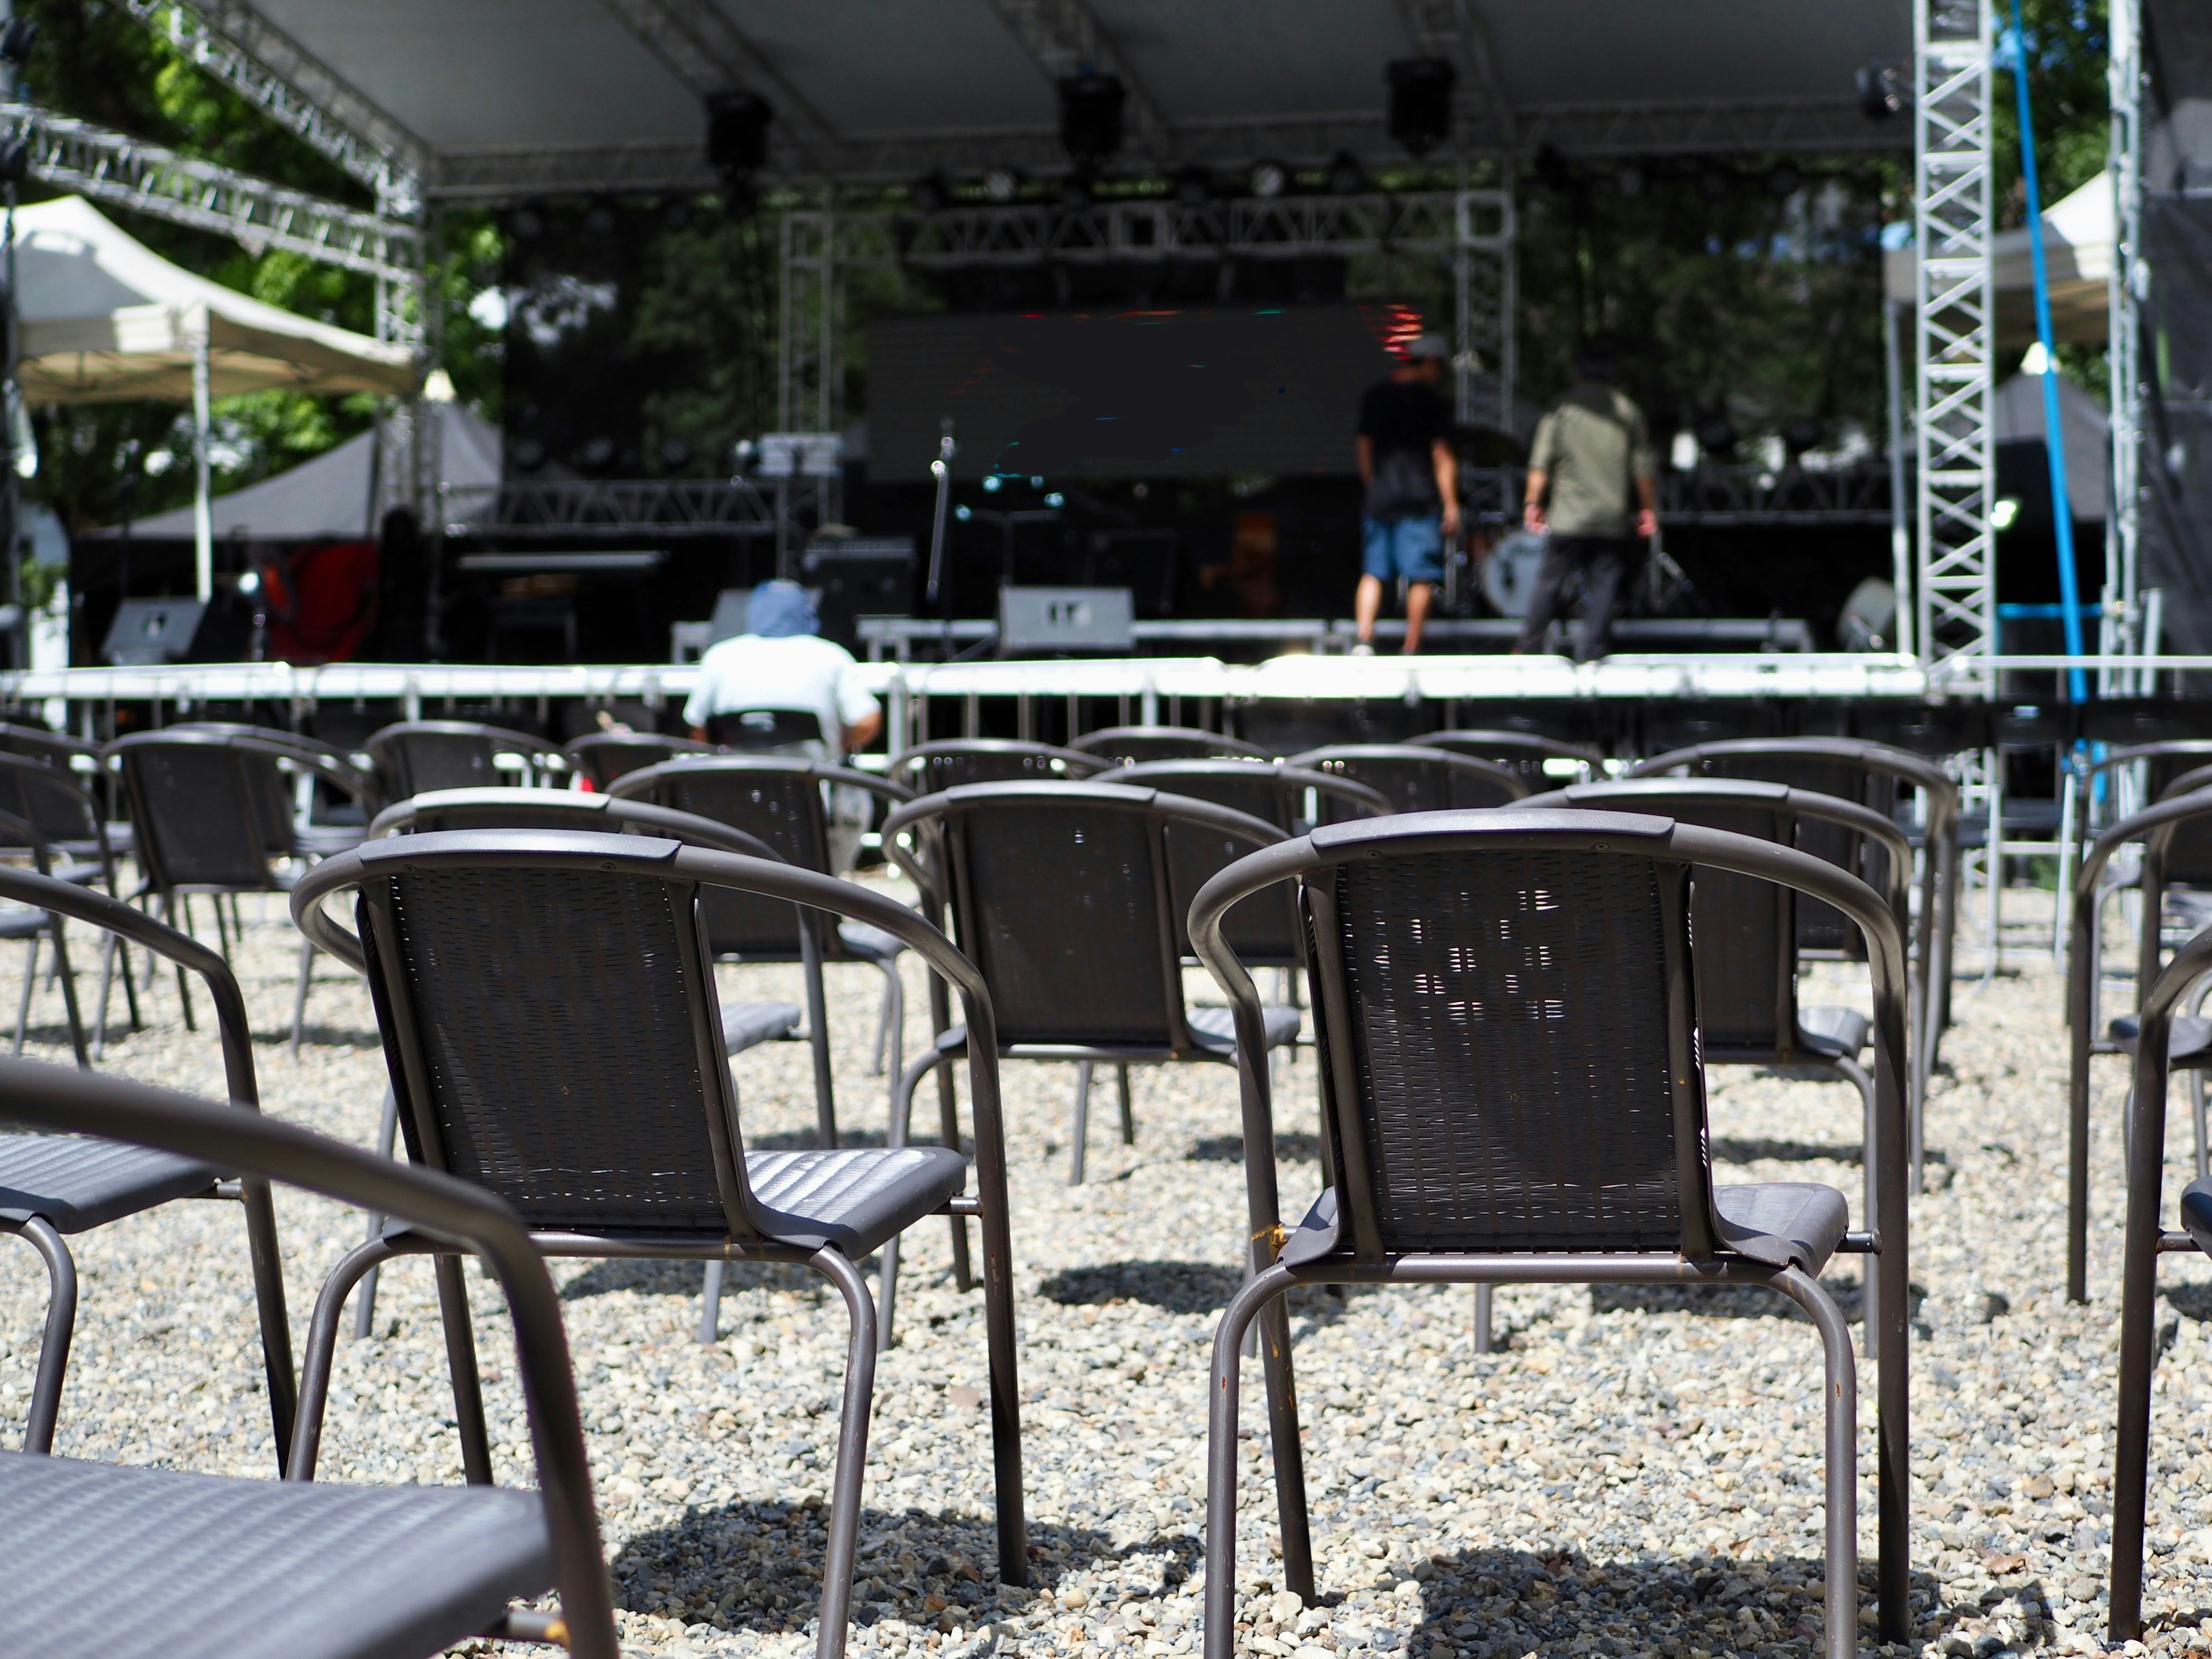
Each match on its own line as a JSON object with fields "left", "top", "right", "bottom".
{"left": 887, "top": 740, "right": 1108, "bottom": 794}
{"left": 563, "top": 732, "right": 717, "bottom": 789}
{"left": 707, "top": 707, "right": 825, "bottom": 754}
{"left": 883, "top": 781, "right": 1281, "bottom": 1050}
{"left": 109, "top": 732, "right": 285, "bottom": 892}
{"left": 2109, "top": 743, "right": 2212, "bottom": 885}
{"left": 1412, "top": 729, "right": 1601, "bottom": 787}
{"left": 1065, "top": 726, "right": 1269, "bottom": 765}
{"left": 370, "top": 786, "right": 782, "bottom": 864}
{"left": 1451, "top": 700, "right": 1600, "bottom": 749}
{"left": 1289, "top": 744, "right": 1525, "bottom": 821}
{"left": 367, "top": 721, "right": 561, "bottom": 798}
{"left": 1185, "top": 809, "right": 1907, "bottom": 1270}
{"left": 1635, "top": 699, "right": 1782, "bottom": 758}
{"left": 0, "top": 751, "right": 106, "bottom": 865}
{"left": 1232, "top": 696, "right": 1421, "bottom": 756}
{"left": 608, "top": 756, "right": 836, "bottom": 957}
{"left": 169, "top": 721, "right": 381, "bottom": 823}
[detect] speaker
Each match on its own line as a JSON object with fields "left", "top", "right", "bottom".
{"left": 100, "top": 597, "right": 244, "bottom": 665}
{"left": 998, "top": 586, "right": 1134, "bottom": 656}
{"left": 802, "top": 539, "right": 914, "bottom": 647}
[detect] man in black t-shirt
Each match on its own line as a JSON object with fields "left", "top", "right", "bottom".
{"left": 1353, "top": 334, "right": 1459, "bottom": 654}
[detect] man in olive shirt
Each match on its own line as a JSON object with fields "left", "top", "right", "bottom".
{"left": 1513, "top": 345, "right": 1658, "bottom": 660}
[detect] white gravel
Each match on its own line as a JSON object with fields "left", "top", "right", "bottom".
{"left": 6, "top": 876, "right": 2212, "bottom": 1659}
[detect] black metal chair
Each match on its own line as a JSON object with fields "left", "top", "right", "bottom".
{"left": 106, "top": 730, "right": 377, "bottom": 1055}
{"left": 2063, "top": 785, "right": 2212, "bottom": 1301}
{"left": 366, "top": 720, "right": 569, "bottom": 798}
{"left": 1066, "top": 726, "right": 1268, "bottom": 765}
{"left": 1523, "top": 776, "right": 1918, "bottom": 1343}
{"left": 289, "top": 829, "right": 1028, "bottom": 1652}
{"left": 879, "top": 781, "right": 1300, "bottom": 1226}
{"left": 168, "top": 722, "right": 387, "bottom": 851}
{"left": 886, "top": 738, "right": 1109, "bottom": 793}
{"left": 2109, "top": 918, "right": 2212, "bottom": 1645}
{"left": 363, "top": 787, "right": 813, "bottom": 1343}
{"left": 0, "top": 724, "right": 131, "bottom": 860}
{"left": 0, "top": 749, "right": 132, "bottom": 1056}
{"left": 1232, "top": 696, "right": 1422, "bottom": 756}
{"left": 562, "top": 730, "right": 717, "bottom": 789}
{"left": 1410, "top": 728, "right": 1603, "bottom": 788}
{"left": 0, "top": 1054, "right": 618, "bottom": 1659}
{"left": 608, "top": 756, "right": 918, "bottom": 1141}
{"left": 0, "top": 806, "right": 90, "bottom": 1065}
{"left": 1185, "top": 808, "right": 1913, "bottom": 1658}
{"left": 707, "top": 707, "right": 831, "bottom": 753}
{"left": 1286, "top": 743, "right": 1527, "bottom": 820}
{"left": 0, "top": 868, "right": 293, "bottom": 1465}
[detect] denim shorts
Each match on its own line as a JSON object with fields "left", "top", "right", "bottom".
{"left": 1361, "top": 514, "right": 1445, "bottom": 583}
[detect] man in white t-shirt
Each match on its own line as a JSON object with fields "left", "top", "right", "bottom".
{"left": 682, "top": 579, "right": 882, "bottom": 761}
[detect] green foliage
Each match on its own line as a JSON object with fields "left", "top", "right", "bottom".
{"left": 1995, "top": 0, "right": 2110, "bottom": 228}
{"left": 629, "top": 205, "right": 779, "bottom": 471}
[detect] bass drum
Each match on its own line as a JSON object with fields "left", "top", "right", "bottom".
{"left": 1480, "top": 529, "right": 1549, "bottom": 618}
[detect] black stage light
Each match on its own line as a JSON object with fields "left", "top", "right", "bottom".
{"left": 1387, "top": 58, "right": 1455, "bottom": 157}
{"left": 1247, "top": 160, "right": 1288, "bottom": 200}
{"left": 706, "top": 90, "right": 772, "bottom": 173}
{"left": 504, "top": 202, "right": 547, "bottom": 241}
{"left": 1171, "top": 166, "right": 1213, "bottom": 207}
{"left": 1058, "top": 72, "right": 1126, "bottom": 164}
{"left": 0, "top": 18, "right": 35, "bottom": 66}
{"left": 981, "top": 166, "right": 1021, "bottom": 204}
{"left": 575, "top": 435, "right": 618, "bottom": 474}
{"left": 910, "top": 172, "right": 948, "bottom": 213}
{"left": 1325, "top": 149, "right": 1368, "bottom": 196}
{"left": 1614, "top": 161, "right": 1646, "bottom": 199}
{"left": 1857, "top": 63, "right": 1907, "bottom": 121}
{"left": 582, "top": 196, "right": 620, "bottom": 237}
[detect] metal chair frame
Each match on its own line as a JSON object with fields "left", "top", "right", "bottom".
{"left": 1185, "top": 808, "right": 1913, "bottom": 1656}
{"left": 1411, "top": 727, "right": 1605, "bottom": 785}
{"left": 1065, "top": 726, "right": 1270, "bottom": 764}
{"left": 887, "top": 738, "right": 1111, "bottom": 793}
{"left": 366, "top": 720, "right": 569, "bottom": 798}
{"left": 0, "top": 866, "right": 294, "bottom": 1464}
{"left": 290, "top": 831, "right": 1028, "bottom": 1656}
{"left": 608, "top": 755, "right": 918, "bottom": 1142}
{"left": 1286, "top": 743, "right": 1528, "bottom": 818}
{"left": 0, "top": 1054, "right": 618, "bottom": 1659}
{"left": 561, "top": 730, "right": 717, "bottom": 789}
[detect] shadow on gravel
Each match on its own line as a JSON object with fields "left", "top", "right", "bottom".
{"left": 2165, "top": 1282, "right": 2212, "bottom": 1323}
{"left": 559, "top": 1257, "right": 827, "bottom": 1302}
{"left": 1189, "top": 1132, "right": 1323, "bottom": 1164}
{"left": 612, "top": 1499, "right": 1191, "bottom": 1633}
{"left": 1388, "top": 1545, "right": 1958, "bottom": 1659}
{"left": 1710, "top": 1135, "right": 1953, "bottom": 1172}
{"left": 1589, "top": 1277, "right": 1923, "bottom": 1327}
{"left": 277, "top": 1020, "right": 384, "bottom": 1049}
{"left": 1040, "top": 1260, "right": 1244, "bottom": 1313}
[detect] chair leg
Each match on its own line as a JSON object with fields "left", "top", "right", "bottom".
{"left": 1832, "top": 1052, "right": 1882, "bottom": 1359}
{"left": 1116, "top": 1065, "right": 1135, "bottom": 1145}
{"left": 1767, "top": 1266, "right": 1859, "bottom": 1659}
{"left": 433, "top": 1252, "right": 495, "bottom": 1486}
{"left": 92, "top": 933, "right": 112, "bottom": 1061}
{"left": 881, "top": 1041, "right": 958, "bottom": 1346}
{"left": 802, "top": 1245, "right": 880, "bottom": 1659}
{"left": 237, "top": 1175, "right": 298, "bottom": 1472}
{"left": 699, "top": 1259, "right": 726, "bottom": 1344}
{"left": 290, "top": 1233, "right": 402, "bottom": 1480}
{"left": 1069, "top": 1062, "right": 1093, "bottom": 1185}
{"left": 802, "top": 937, "right": 838, "bottom": 1149}
{"left": 881, "top": 961, "right": 904, "bottom": 1089}
{"left": 46, "top": 921, "right": 87, "bottom": 1073}
{"left": 1203, "top": 1263, "right": 1297, "bottom": 1659}
{"left": 10, "top": 1217, "right": 77, "bottom": 1455}
{"left": 1473, "top": 1283, "right": 1494, "bottom": 1353}
{"left": 290, "top": 934, "right": 315, "bottom": 1058}
{"left": 352, "top": 1085, "right": 402, "bottom": 1342}
{"left": 162, "top": 896, "right": 196, "bottom": 1033}
{"left": 13, "top": 932, "right": 38, "bottom": 1056}
{"left": 1257, "top": 1289, "right": 1314, "bottom": 1599}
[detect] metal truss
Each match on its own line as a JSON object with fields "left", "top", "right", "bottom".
{"left": 1455, "top": 189, "right": 1514, "bottom": 449}
{"left": 119, "top": 0, "right": 426, "bottom": 215}
{"left": 594, "top": 0, "right": 838, "bottom": 166}
{"left": 982, "top": 0, "right": 1167, "bottom": 155}
{"left": 2107, "top": 0, "right": 2145, "bottom": 674}
{"left": 1395, "top": 0, "right": 1514, "bottom": 149}
{"left": 437, "top": 478, "right": 777, "bottom": 540}
{"left": 1661, "top": 463, "right": 1895, "bottom": 525}
{"left": 1913, "top": 0, "right": 1997, "bottom": 681}
{"left": 1517, "top": 97, "right": 1903, "bottom": 158}
{"left": 4, "top": 103, "right": 423, "bottom": 286}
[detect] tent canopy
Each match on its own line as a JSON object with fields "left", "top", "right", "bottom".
{"left": 1886, "top": 169, "right": 2113, "bottom": 351}
{"left": 12, "top": 195, "right": 416, "bottom": 403}
{"left": 85, "top": 401, "right": 500, "bottom": 541}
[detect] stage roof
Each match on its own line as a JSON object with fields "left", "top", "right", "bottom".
{"left": 241, "top": 0, "right": 1912, "bottom": 202}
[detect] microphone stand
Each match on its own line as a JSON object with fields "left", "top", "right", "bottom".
{"left": 923, "top": 419, "right": 956, "bottom": 653}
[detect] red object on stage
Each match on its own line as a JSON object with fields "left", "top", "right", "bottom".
{"left": 264, "top": 540, "right": 380, "bottom": 665}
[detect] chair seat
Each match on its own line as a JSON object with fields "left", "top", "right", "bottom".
{"left": 833, "top": 920, "right": 906, "bottom": 963}
{"left": 0, "top": 904, "right": 48, "bottom": 941}
{"left": 722, "top": 999, "right": 802, "bottom": 1055}
{"left": 2109, "top": 1014, "right": 2212, "bottom": 1067}
{"left": 2180, "top": 1177, "right": 2212, "bottom": 1257}
{"left": 0, "top": 1134, "right": 218, "bottom": 1232}
{"left": 1712, "top": 1183, "right": 1851, "bottom": 1273}
{"left": 745, "top": 1146, "right": 967, "bottom": 1256}
{"left": 0, "top": 1450, "right": 552, "bottom": 1659}
{"left": 1795, "top": 1005, "right": 1870, "bottom": 1059}
{"left": 1187, "top": 1003, "right": 1304, "bottom": 1053}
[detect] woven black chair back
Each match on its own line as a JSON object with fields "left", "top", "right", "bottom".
{"left": 0, "top": 752, "right": 103, "bottom": 854}
{"left": 623, "top": 761, "right": 830, "bottom": 957}
{"left": 565, "top": 733, "right": 714, "bottom": 788}
{"left": 1693, "top": 754, "right": 1892, "bottom": 954}
{"left": 1291, "top": 745, "right": 1523, "bottom": 822}
{"left": 889, "top": 740, "right": 1107, "bottom": 794}
{"left": 1067, "top": 726, "right": 1267, "bottom": 765}
{"left": 112, "top": 736, "right": 280, "bottom": 892}
{"left": 707, "top": 709, "right": 825, "bottom": 753}
{"left": 369, "top": 722, "right": 547, "bottom": 798}
{"left": 357, "top": 860, "right": 736, "bottom": 1234}
{"left": 2138, "top": 746, "right": 2212, "bottom": 885}
{"left": 1412, "top": 730, "right": 1597, "bottom": 787}
{"left": 1310, "top": 841, "right": 1702, "bottom": 1255}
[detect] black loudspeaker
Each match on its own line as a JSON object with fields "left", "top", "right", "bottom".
{"left": 802, "top": 539, "right": 915, "bottom": 647}
{"left": 1387, "top": 58, "right": 1455, "bottom": 156}
{"left": 706, "top": 91, "right": 771, "bottom": 173}
{"left": 1058, "top": 73, "right": 1126, "bottom": 164}
{"left": 100, "top": 597, "right": 245, "bottom": 665}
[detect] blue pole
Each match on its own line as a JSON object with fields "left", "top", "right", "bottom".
{"left": 2006, "top": 0, "right": 2088, "bottom": 702}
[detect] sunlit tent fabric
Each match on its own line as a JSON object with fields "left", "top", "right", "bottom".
{"left": 10, "top": 195, "right": 415, "bottom": 402}
{"left": 1884, "top": 171, "right": 2114, "bottom": 352}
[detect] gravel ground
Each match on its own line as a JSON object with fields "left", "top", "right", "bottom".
{"left": 9, "top": 876, "right": 2212, "bottom": 1659}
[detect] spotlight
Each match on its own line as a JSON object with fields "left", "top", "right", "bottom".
{"left": 1387, "top": 58, "right": 1455, "bottom": 157}
{"left": 910, "top": 172, "right": 948, "bottom": 213}
{"left": 1247, "top": 160, "right": 1289, "bottom": 200}
{"left": 505, "top": 203, "right": 547, "bottom": 242}
{"left": 575, "top": 435, "right": 618, "bottom": 474}
{"left": 705, "top": 90, "right": 772, "bottom": 174}
{"left": 0, "top": 18, "right": 36, "bottom": 66}
{"left": 982, "top": 474, "right": 1003, "bottom": 493}
{"left": 1857, "top": 63, "right": 1907, "bottom": 122}
{"left": 1044, "top": 492, "right": 1065, "bottom": 509}
{"left": 1613, "top": 162, "right": 1646, "bottom": 199}
{"left": 981, "top": 166, "right": 1021, "bottom": 204}
{"left": 1171, "top": 166, "right": 1213, "bottom": 207}
{"left": 1058, "top": 71, "right": 1126, "bottom": 165}
{"left": 582, "top": 196, "right": 620, "bottom": 237}
{"left": 1991, "top": 497, "right": 2022, "bottom": 531}
{"left": 1325, "top": 150, "right": 1368, "bottom": 196}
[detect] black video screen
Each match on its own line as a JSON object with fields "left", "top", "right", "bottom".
{"left": 868, "top": 303, "right": 1423, "bottom": 482}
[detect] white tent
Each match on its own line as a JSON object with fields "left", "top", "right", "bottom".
{"left": 88, "top": 400, "right": 501, "bottom": 542}
{"left": 1885, "top": 169, "right": 2114, "bottom": 350}
{"left": 1993, "top": 369, "right": 2108, "bottom": 521}
{"left": 9, "top": 195, "right": 418, "bottom": 596}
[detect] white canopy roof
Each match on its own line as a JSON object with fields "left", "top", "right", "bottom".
{"left": 1886, "top": 170, "right": 2113, "bottom": 349}
{"left": 88, "top": 402, "right": 501, "bottom": 541}
{"left": 11, "top": 195, "right": 416, "bottom": 404}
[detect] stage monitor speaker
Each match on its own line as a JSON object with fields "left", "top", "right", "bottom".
{"left": 998, "top": 586, "right": 1134, "bottom": 656}
{"left": 101, "top": 597, "right": 232, "bottom": 665}
{"left": 802, "top": 538, "right": 914, "bottom": 647}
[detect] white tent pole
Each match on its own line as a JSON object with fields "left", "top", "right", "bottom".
{"left": 191, "top": 322, "right": 211, "bottom": 601}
